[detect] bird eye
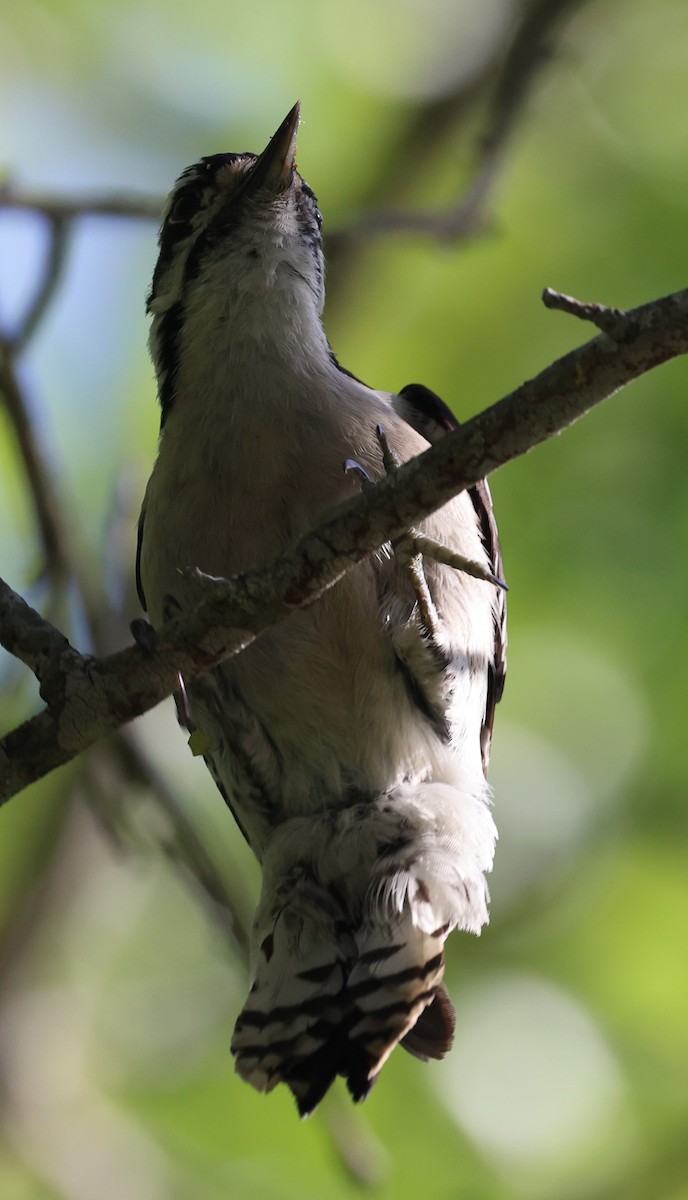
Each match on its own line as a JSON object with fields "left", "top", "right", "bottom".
{"left": 314, "top": 208, "right": 323, "bottom": 230}
{"left": 169, "top": 191, "right": 201, "bottom": 224}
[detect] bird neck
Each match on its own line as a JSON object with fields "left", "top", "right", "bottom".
{"left": 152, "top": 242, "right": 333, "bottom": 427}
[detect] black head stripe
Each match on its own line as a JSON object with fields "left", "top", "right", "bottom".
{"left": 148, "top": 150, "right": 326, "bottom": 426}
{"left": 149, "top": 153, "right": 250, "bottom": 308}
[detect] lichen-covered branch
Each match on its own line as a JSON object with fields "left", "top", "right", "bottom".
{"left": 2, "top": 285, "right": 686, "bottom": 803}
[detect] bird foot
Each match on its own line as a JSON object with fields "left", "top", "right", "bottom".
{"left": 375, "top": 425, "right": 506, "bottom": 638}
{"left": 376, "top": 424, "right": 507, "bottom": 585}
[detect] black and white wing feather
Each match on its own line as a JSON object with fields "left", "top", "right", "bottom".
{"left": 391, "top": 382, "right": 507, "bottom": 772}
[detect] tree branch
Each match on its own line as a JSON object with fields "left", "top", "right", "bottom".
{"left": 13, "top": 215, "right": 71, "bottom": 351}
{"left": 2, "top": 285, "right": 686, "bottom": 803}
{"left": 0, "top": 341, "right": 76, "bottom": 582}
{"left": 0, "top": 0, "right": 588, "bottom": 273}
{"left": 0, "top": 577, "right": 80, "bottom": 688}
{"left": 327, "top": 0, "right": 588, "bottom": 254}
{"left": 0, "top": 180, "right": 163, "bottom": 223}
{"left": 88, "top": 730, "right": 252, "bottom": 958}
{"left": 543, "top": 286, "right": 629, "bottom": 338}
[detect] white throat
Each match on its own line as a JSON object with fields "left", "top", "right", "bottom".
{"left": 174, "top": 238, "right": 330, "bottom": 413}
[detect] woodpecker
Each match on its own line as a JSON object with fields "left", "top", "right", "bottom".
{"left": 137, "top": 103, "right": 506, "bottom": 1116}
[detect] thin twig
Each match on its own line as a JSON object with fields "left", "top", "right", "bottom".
{"left": 0, "top": 332, "right": 118, "bottom": 652}
{"left": 326, "top": 0, "right": 588, "bottom": 257}
{"left": 484, "top": 0, "right": 589, "bottom": 153}
{"left": 14, "top": 216, "right": 71, "bottom": 350}
{"left": 543, "top": 287, "right": 629, "bottom": 338}
{"left": 0, "top": 340, "right": 74, "bottom": 581}
{"left": 110, "top": 730, "right": 251, "bottom": 959}
{"left": 0, "top": 180, "right": 163, "bottom": 222}
{"left": 320, "top": 1092, "right": 389, "bottom": 1186}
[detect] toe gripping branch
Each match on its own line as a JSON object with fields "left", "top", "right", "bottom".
{"left": 344, "top": 425, "right": 507, "bottom": 637}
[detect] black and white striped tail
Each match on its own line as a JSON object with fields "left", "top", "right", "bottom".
{"left": 231, "top": 780, "right": 496, "bottom": 1115}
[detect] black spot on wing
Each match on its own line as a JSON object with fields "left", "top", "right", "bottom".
{"left": 470, "top": 477, "right": 507, "bottom": 771}
{"left": 393, "top": 653, "right": 452, "bottom": 744}
{"left": 395, "top": 382, "right": 458, "bottom": 442}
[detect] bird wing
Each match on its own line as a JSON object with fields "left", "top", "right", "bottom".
{"left": 390, "top": 382, "right": 507, "bottom": 773}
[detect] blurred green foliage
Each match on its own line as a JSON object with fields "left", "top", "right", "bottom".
{"left": 1, "top": 1, "right": 687, "bottom": 1197}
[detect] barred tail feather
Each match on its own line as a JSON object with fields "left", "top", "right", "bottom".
{"left": 231, "top": 880, "right": 358, "bottom": 1114}
{"left": 231, "top": 777, "right": 496, "bottom": 1115}
{"left": 345, "top": 924, "right": 448, "bottom": 1091}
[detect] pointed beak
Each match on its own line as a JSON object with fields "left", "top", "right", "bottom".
{"left": 244, "top": 102, "right": 301, "bottom": 197}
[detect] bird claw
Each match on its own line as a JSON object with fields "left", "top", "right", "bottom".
{"left": 343, "top": 458, "right": 374, "bottom": 488}
{"left": 346, "top": 424, "right": 507, "bottom": 639}
{"left": 373, "top": 425, "right": 507, "bottom": 638}
{"left": 174, "top": 671, "right": 195, "bottom": 729}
